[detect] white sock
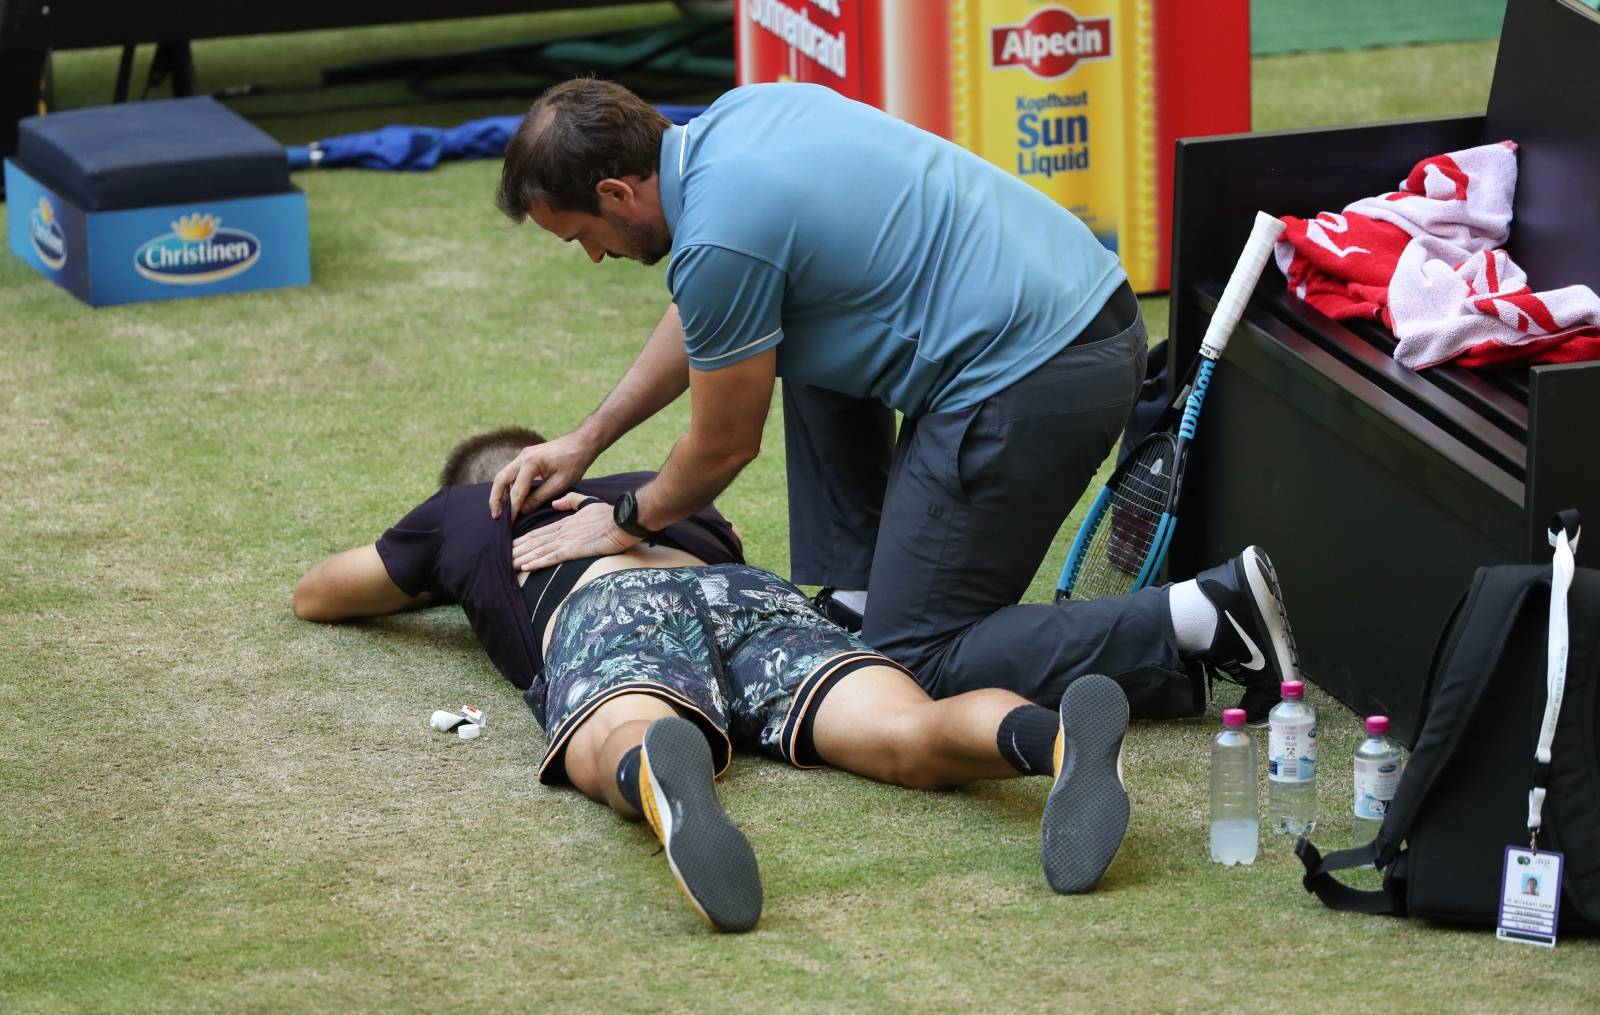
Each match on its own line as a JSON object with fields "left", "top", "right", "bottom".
{"left": 1168, "top": 579, "right": 1218, "bottom": 654}
{"left": 832, "top": 589, "right": 867, "bottom": 615}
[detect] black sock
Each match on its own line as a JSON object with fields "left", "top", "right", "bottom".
{"left": 615, "top": 746, "right": 643, "bottom": 812}
{"left": 996, "top": 704, "right": 1059, "bottom": 776}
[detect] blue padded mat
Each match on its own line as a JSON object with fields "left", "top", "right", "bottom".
{"left": 16, "top": 97, "right": 289, "bottom": 212}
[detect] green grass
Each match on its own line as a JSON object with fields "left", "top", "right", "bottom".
{"left": 5, "top": 14, "right": 1597, "bottom": 1012}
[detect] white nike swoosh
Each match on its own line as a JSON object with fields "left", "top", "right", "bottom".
{"left": 1224, "top": 611, "right": 1267, "bottom": 671}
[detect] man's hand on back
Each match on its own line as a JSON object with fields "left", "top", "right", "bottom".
{"left": 489, "top": 431, "right": 600, "bottom": 519}
{"left": 511, "top": 495, "right": 638, "bottom": 571}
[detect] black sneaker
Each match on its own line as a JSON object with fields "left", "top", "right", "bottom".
{"left": 1041, "top": 674, "right": 1131, "bottom": 894}
{"left": 1194, "top": 546, "right": 1300, "bottom": 725}
{"left": 812, "top": 587, "right": 864, "bottom": 633}
{"left": 638, "top": 717, "right": 762, "bottom": 933}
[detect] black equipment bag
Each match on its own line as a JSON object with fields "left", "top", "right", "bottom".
{"left": 1296, "top": 511, "right": 1600, "bottom": 930}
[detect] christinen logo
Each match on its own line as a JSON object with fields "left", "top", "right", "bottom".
{"left": 134, "top": 212, "right": 260, "bottom": 285}
{"left": 29, "top": 195, "right": 67, "bottom": 271}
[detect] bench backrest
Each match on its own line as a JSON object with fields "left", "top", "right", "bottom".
{"left": 1488, "top": 0, "right": 1600, "bottom": 290}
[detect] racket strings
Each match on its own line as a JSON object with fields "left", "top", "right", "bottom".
{"left": 1070, "top": 439, "right": 1176, "bottom": 600}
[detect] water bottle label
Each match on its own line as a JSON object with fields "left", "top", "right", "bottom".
{"left": 1354, "top": 756, "right": 1401, "bottom": 819}
{"left": 1268, "top": 718, "right": 1317, "bottom": 783}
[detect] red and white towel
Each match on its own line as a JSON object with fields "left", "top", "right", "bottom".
{"left": 1273, "top": 141, "right": 1600, "bottom": 370}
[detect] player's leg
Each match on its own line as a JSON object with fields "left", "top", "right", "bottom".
{"left": 560, "top": 701, "right": 762, "bottom": 933}
{"left": 536, "top": 569, "right": 760, "bottom": 933}
{"left": 560, "top": 692, "right": 678, "bottom": 817}
{"left": 806, "top": 658, "right": 1133, "bottom": 894}
{"left": 807, "top": 662, "right": 1033, "bottom": 788}
{"left": 709, "top": 564, "right": 1133, "bottom": 893}
{"left": 706, "top": 567, "right": 1048, "bottom": 787}
{"left": 635, "top": 712, "right": 762, "bottom": 933}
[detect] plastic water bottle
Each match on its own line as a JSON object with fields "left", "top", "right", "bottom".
{"left": 1267, "top": 680, "right": 1317, "bottom": 836}
{"left": 1353, "top": 715, "right": 1403, "bottom": 846}
{"left": 1210, "top": 707, "right": 1259, "bottom": 865}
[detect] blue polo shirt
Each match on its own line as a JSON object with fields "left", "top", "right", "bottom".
{"left": 660, "top": 83, "right": 1126, "bottom": 418}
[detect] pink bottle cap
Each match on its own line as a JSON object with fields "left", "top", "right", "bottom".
{"left": 1222, "top": 708, "right": 1247, "bottom": 728}
{"left": 1366, "top": 715, "right": 1390, "bottom": 735}
{"left": 1280, "top": 680, "right": 1305, "bottom": 699}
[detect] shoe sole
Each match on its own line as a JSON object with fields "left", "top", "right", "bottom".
{"left": 639, "top": 717, "right": 762, "bottom": 933}
{"left": 1242, "top": 546, "right": 1300, "bottom": 691}
{"left": 1041, "top": 675, "right": 1131, "bottom": 894}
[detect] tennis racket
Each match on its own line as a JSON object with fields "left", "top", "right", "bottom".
{"left": 1056, "top": 211, "right": 1286, "bottom": 602}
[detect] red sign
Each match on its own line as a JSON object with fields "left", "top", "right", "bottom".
{"left": 738, "top": 0, "right": 866, "bottom": 98}
{"left": 990, "top": 7, "right": 1112, "bottom": 79}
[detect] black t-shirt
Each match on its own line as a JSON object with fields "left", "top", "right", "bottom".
{"left": 374, "top": 473, "right": 743, "bottom": 689}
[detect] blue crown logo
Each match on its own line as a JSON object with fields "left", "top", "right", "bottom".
{"left": 134, "top": 211, "right": 261, "bottom": 285}
{"left": 29, "top": 195, "right": 67, "bottom": 271}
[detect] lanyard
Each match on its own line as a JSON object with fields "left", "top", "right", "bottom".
{"left": 1528, "top": 517, "right": 1581, "bottom": 848}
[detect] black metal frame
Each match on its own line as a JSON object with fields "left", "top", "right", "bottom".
{"left": 0, "top": 0, "right": 637, "bottom": 158}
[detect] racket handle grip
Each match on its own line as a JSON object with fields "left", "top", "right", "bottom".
{"left": 1199, "top": 211, "right": 1286, "bottom": 361}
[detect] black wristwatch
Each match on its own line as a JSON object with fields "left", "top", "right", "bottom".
{"left": 613, "top": 491, "right": 657, "bottom": 540}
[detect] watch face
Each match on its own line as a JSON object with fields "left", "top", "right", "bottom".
{"left": 614, "top": 492, "right": 646, "bottom": 536}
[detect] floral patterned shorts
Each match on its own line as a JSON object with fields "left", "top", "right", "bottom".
{"left": 530, "top": 565, "right": 901, "bottom": 784}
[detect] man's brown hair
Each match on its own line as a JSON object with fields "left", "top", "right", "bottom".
{"left": 440, "top": 427, "right": 546, "bottom": 487}
{"left": 496, "top": 78, "right": 671, "bottom": 221}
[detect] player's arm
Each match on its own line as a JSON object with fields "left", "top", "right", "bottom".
{"left": 292, "top": 544, "right": 426, "bottom": 622}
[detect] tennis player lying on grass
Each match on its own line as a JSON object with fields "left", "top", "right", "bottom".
{"left": 293, "top": 427, "right": 1284, "bottom": 933}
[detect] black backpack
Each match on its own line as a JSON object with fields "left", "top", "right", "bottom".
{"left": 1296, "top": 512, "right": 1600, "bottom": 931}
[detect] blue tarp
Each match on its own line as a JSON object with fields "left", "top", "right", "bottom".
{"left": 285, "top": 105, "right": 706, "bottom": 171}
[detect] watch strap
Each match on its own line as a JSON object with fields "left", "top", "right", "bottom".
{"left": 613, "top": 491, "right": 656, "bottom": 539}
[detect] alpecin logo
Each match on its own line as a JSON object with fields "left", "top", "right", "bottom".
{"left": 990, "top": 6, "right": 1112, "bottom": 79}
{"left": 134, "top": 212, "right": 260, "bottom": 285}
{"left": 29, "top": 195, "right": 67, "bottom": 271}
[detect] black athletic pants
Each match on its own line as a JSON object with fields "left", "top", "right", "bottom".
{"left": 782, "top": 284, "right": 1202, "bottom": 720}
